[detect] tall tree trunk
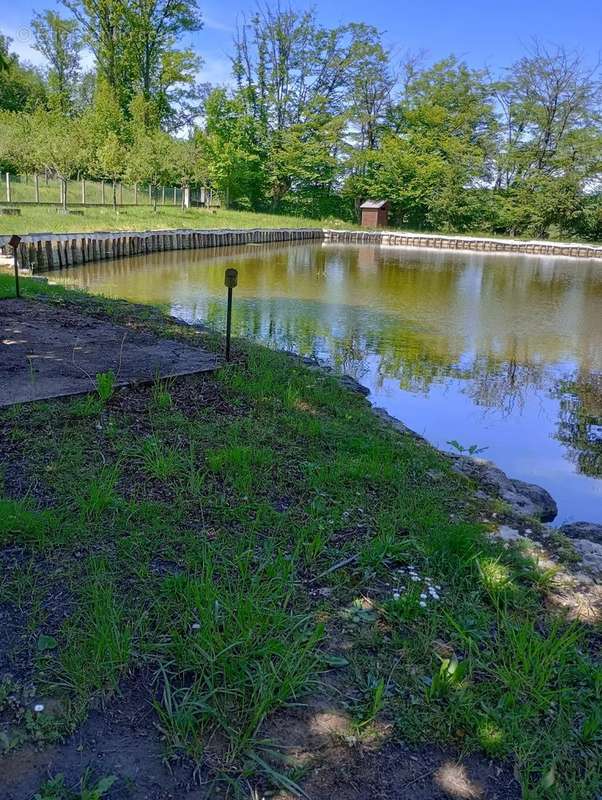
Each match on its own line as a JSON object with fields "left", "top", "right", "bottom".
{"left": 112, "top": 180, "right": 117, "bottom": 211}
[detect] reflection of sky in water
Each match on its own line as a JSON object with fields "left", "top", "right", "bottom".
{"left": 48, "top": 243, "right": 602, "bottom": 523}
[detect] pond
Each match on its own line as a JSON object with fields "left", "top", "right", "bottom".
{"left": 47, "top": 241, "right": 602, "bottom": 524}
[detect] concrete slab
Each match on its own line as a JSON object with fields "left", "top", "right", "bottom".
{"left": 0, "top": 299, "right": 219, "bottom": 407}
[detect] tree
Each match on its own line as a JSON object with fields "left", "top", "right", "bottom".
{"left": 31, "top": 10, "right": 83, "bottom": 113}
{"left": 359, "top": 57, "right": 496, "bottom": 231}
{"left": 199, "top": 88, "right": 266, "bottom": 209}
{"left": 169, "top": 137, "right": 206, "bottom": 208}
{"left": 62, "top": 0, "right": 203, "bottom": 125}
{"left": 495, "top": 43, "right": 601, "bottom": 186}
{"left": 0, "top": 35, "right": 47, "bottom": 112}
{"left": 126, "top": 128, "right": 174, "bottom": 210}
{"left": 344, "top": 23, "right": 394, "bottom": 152}
{"left": 0, "top": 111, "right": 37, "bottom": 173}
{"left": 28, "top": 109, "right": 87, "bottom": 209}
{"left": 492, "top": 43, "right": 602, "bottom": 236}
{"left": 96, "top": 131, "right": 129, "bottom": 209}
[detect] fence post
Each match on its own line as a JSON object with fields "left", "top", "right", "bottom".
{"left": 34, "top": 173, "right": 40, "bottom": 204}
{"left": 101, "top": 180, "right": 105, "bottom": 205}
{"left": 5, "top": 172, "right": 11, "bottom": 203}
{"left": 134, "top": 182, "right": 138, "bottom": 205}
{"left": 81, "top": 178, "right": 86, "bottom": 206}
{"left": 162, "top": 186, "right": 165, "bottom": 205}
{"left": 120, "top": 183, "right": 123, "bottom": 205}
{"left": 173, "top": 187, "right": 177, "bottom": 205}
{"left": 149, "top": 184, "right": 152, "bottom": 205}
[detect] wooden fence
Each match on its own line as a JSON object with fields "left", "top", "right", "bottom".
{"left": 2, "top": 173, "right": 215, "bottom": 208}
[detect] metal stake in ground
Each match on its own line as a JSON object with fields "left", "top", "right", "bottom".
{"left": 8, "top": 234, "right": 21, "bottom": 298}
{"left": 224, "top": 268, "right": 238, "bottom": 362}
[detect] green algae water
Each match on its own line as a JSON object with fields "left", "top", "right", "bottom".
{"left": 47, "top": 241, "right": 602, "bottom": 523}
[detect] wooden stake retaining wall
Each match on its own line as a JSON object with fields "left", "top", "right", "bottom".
{"left": 3, "top": 227, "right": 602, "bottom": 273}
{"left": 323, "top": 229, "right": 602, "bottom": 260}
{"left": 0, "top": 228, "right": 324, "bottom": 274}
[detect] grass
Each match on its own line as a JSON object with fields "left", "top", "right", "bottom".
{"left": 3, "top": 202, "right": 599, "bottom": 246}
{"left": 0, "top": 204, "right": 348, "bottom": 236}
{"left": 0, "top": 275, "right": 600, "bottom": 798}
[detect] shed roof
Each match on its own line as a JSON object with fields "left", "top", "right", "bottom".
{"left": 360, "top": 199, "right": 389, "bottom": 209}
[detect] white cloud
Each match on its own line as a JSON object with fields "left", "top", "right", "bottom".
{"left": 203, "top": 15, "right": 235, "bottom": 34}
{"left": 199, "top": 52, "right": 233, "bottom": 86}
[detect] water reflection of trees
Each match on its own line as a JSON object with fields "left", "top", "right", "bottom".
{"left": 555, "top": 372, "right": 602, "bottom": 478}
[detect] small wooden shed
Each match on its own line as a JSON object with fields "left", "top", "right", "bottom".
{"left": 360, "top": 199, "right": 389, "bottom": 228}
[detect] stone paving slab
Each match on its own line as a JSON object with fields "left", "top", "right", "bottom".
{"left": 0, "top": 299, "right": 219, "bottom": 407}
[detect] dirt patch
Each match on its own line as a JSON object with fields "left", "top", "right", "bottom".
{"left": 1, "top": 680, "right": 204, "bottom": 800}
{"left": 0, "top": 299, "right": 219, "bottom": 407}
{"left": 2, "top": 686, "right": 521, "bottom": 800}
{"left": 261, "top": 695, "right": 521, "bottom": 800}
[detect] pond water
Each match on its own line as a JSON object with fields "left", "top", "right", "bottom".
{"left": 47, "top": 241, "right": 602, "bottom": 523}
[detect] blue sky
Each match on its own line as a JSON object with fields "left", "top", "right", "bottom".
{"left": 2, "top": 0, "right": 601, "bottom": 85}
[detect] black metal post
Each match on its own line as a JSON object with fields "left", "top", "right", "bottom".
{"left": 224, "top": 267, "right": 238, "bottom": 362}
{"left": 9, "top": 235, "right": 21, "bottom": 298}
{"left": 13, "top": 248, "right": 20, "bottom": 298}
{"left": 225, "top": 285, "right": 233, "bottom": 362}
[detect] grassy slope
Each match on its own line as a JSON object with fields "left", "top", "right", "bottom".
{"left": 0, "top": 276, "right": 600, "bottom": 799}
{"left": 0, "top": 205, "right": 349, "bottom": 236}
{"left": 2, "top": 205, "right": 600, "bottom": 245}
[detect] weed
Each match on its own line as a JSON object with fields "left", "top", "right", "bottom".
{"left": 447, "top": 439, "right": 489, "bottom": 456}
{"left": 140, "top": 435, "right": 183, "bottom": 481}
{"left": 358, "top": 676, "right": 386, "bottom": 728}
{"left": 95, "top": 370, "right": 116, "bottom": 405}
{"left": 33, "top": 772, "right": 116, "bottom": 800}
{"left": 151, "top": 377, "right": 173, "bottom": 411}
{"left": 425, "top": 656, "right": 470, "bottom": 702}
{"left": 78, "top": 465, "right": 120, "bottom": 518}
{"left": 56, "top": 560, "right": 134, "bottom": 696}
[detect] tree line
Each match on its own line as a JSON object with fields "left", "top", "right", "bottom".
{"left": 1, "top": 1, "right": 602, "bottom": 238}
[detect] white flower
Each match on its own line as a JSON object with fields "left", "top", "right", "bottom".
{"left": 393, "top": 592, "right": 400, "bottom": 600}
{"left": 34, "top": 704, "right": 44, "bottom": 713}
{"left": 419, "top": 601, "right": 427, "bottom": 608}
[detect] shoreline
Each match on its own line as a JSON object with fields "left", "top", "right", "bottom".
{"left": 2, "top": 225, "right": 602, "bottom": 273}
{"left": 287, "top": 352, "right": 602, "bottom": 577}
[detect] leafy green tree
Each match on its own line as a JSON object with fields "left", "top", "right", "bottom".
{"left": 28, "top": 109, "right": 87, "bottom": 209}
{"left": 199, "top": 88, "right": 266, "bottom": 209}
{"left": 126, "top": 128, "right": 174, "bottom": 210}
{"left": 0, "top": 110, "right": 37, "bottom": 173}
{"left": 96, "top": 131, "right": 129, "bottom": 209}
{"left": 492, "top": 43, "right": 602, "bottom": 237}
{"left": 0, "top": 34, "right": 47, "bottom": 112}
{"left": 170, "top": 137, "right": 206, "bottom": 208}
{"left": 31, "top": 11, "right": 83, "bottom": 113}
{"left": 357, "top": 57, "right": 496, "bottom": 231}
{"left": 344, "top": 23, "right": 394, "bottom": 152}
{"left": 62, "top": 0, "right": 203, "bottom": 125}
